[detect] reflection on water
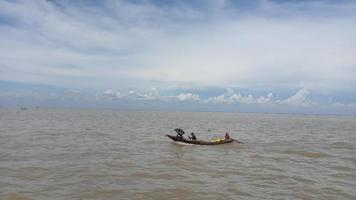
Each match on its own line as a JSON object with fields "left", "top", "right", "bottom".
{"left": 0, "top": 109, "right": 355, "bottom": 200}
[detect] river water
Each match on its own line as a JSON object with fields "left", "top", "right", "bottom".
{"left": 0, "top": 108, "right": 355, "bottom": 200}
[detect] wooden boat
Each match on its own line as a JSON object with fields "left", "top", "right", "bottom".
{"left": 166, "top": 134, "right": 234, "bottom": 145}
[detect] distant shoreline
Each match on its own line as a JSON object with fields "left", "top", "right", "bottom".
{"left": 1, "top": 106, "right": 355, "bottom": 117}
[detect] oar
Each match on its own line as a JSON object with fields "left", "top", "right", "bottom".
{"left": 232, "top": 139, "right": 244, "bottom": 144}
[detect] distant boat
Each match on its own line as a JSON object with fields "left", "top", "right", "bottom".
{"left": 166, "top": 134, "right": 234, "bottom": 145}
{"left": 20, "top": 107, "right": 28, "bottom": 110}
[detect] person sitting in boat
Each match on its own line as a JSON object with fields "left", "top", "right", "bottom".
{"left": 175, "top": 128, "right": 185, "bottom": 139}
{"left": 225, "top": 132, "right": 230, "bottom": 140}
{"left": 189, "top": 132, "right": 197, "bottom": 141}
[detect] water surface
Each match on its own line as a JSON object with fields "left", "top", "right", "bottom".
{"left": 0, "top": 108, "right": 355, "bottom": 199}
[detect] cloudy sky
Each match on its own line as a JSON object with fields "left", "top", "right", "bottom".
{"left": 0, "top": 0, "right": 355, "bottom": 114}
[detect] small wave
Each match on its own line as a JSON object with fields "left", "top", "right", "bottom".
{"left": 328, "top": 165, "right": 355, "bottom": 172}
{"left": 173, "top": 141, "right": 194, "bottom": 146}
{"left": 130, "top": 171, "right": 184, "bottom": 180}
{"left": 0, "top": 193, "right": 33, "bottom": 200}
{"left": 134, "top": 188, "right": 219, "bottom": 200}
{"left": 346, "top": 157, "right": 356, "bottom": 164}
{"left": 0, "top": 152, "right": 12, "bottom": 161}
{"left": 282, "top": 149, "right": 331, "bottom": 158}
{"left": 157, "top": 158, "right": 202, "bottom": 168}
{"left": 78, "top": 189, "right": 125, "bottom": 199}
{"left": 330, "top": 142, "right": 355, "bottom": 149}
{"left": 10, "top": 166, "right": 50, "bottom": 181}
{"left": 226, "top": 187, "right": 253, "bottom": 197}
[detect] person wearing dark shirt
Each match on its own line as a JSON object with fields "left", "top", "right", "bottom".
{"left": 175, "top": 128, "right": 185, "bottom": 138}
{"left": 189, "top": 132, "right": 197, "bottom": 140}
{"left": 225, "top": 132, "right": 230, "bottom": 140}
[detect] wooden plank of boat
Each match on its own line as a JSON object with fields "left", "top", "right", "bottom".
{"left": 166, "top": 134, "right": 234, "bottom": 145}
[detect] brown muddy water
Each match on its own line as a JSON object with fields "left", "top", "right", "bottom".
{"left": 0, "top": 108, "right": 355, "bottom": 200}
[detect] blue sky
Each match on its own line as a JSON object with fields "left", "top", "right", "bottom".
{"left": 0, "top": 0, "right": 356, "bottom": 114}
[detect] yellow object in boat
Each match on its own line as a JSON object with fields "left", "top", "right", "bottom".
{"left": 212, "top": 137, "right": 224, "bottom": 142}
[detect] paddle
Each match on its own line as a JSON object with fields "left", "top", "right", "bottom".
{"left": 232, "top": 139, "right": 244, "bottom": 144}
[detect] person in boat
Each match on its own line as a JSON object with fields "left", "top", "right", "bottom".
{"left": 175, "top": 128, "right": 185, "bottom": 139}
{"left": 189, "top": 132, "right": 197, "bottom": 141}
{"left": 225, "top": 132, "right": 230, "bottom": 140}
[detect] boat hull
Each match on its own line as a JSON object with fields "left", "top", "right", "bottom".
{"left": 166, "top": 134, "right": 234, "bottom": 145}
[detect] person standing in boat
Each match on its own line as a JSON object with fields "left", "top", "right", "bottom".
{"left": 189, "top": 132, "right": 197, "bottom": 141}
{"left": 225, "top": 132, "right": 230, "bottom": 140}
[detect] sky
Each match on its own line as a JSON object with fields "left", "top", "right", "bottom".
{"left": 0, "top": 0, "right": 356, "bottom": 114}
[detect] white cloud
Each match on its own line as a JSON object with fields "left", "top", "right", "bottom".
{"left": 175, "top": 93, "right": 200, "bottom": 101}
{"left": 277, "top": 88, "right": 312, "bottom": 107}
{"left": 0, "top": 0, "right": 355, "bottom": 93}
{"left": 208, "top": 95, "right": 229, "bottom": 104}
{"left": 256, "top": 93, "right": 274, "bottom": 104}
{"left": 103, "top": 89, "right": 115, "bottom": 95}
{"left": 97, "top": 87, "right": 312, "bottom": 106}
{"left": 102, "top": 89, "right": 121, "bottom": 99}
{"left": 207, "top": 91, "right": 261, "bottom": 104}
{"left": 99, "top": 89, "right": 200, "bottom": 101}
{"left": 129, "top": 17, "right": 356, "bottom": 91}
{"left": 207, "top": 88, "right": 314, "bottom": 107}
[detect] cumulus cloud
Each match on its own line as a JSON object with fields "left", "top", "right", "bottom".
{"left": 102, "top": 89, "right": 121, "bottom": 98}
{"left": 277, "top": 88, "right": 312, "bottom": 107}
{"left": 207, "top": 88, "right": 313, "bottom": 107}
{"left": 207, "top": 93, "right": 256, "bottom": 104}
{"left": 175, "top": 93, "right": 200, "bottom": 101}
{"left": 96, "top": 87, "right": 309, "bottom": 108}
